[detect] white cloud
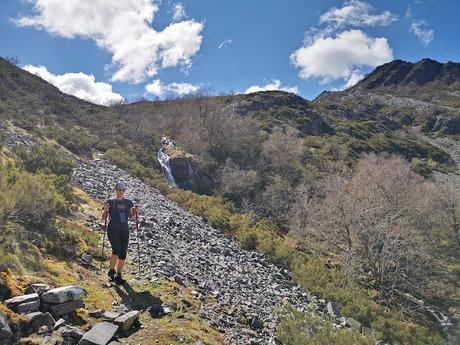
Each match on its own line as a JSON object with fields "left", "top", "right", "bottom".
{"left": 15, "top": 0, "right": 204, "bottom": 84}
{"left": 320, "top": 0, "right": 397, "bottom": 28}
{"left": 23, "top": 65, "right": 124, "bottom": 106}
{"left": 291, "top": 29, "right": 393, "bottom": 83}
{"left": 145, "top": 79, "right": 200, "bottom": 98}
{"left": 245, "top": 80, "right": 298, "bottom": 94}
{"left": 172, "top": 3, "right": 187, "bottom": 22}
{"left": 332, "top": 70, "right": 365, "bottom": 91}
{"left": 410, "top": 20, "right": 434, "bottom": 46}
{"left": 218, "top": 39, "right": 232, "bottom": 49}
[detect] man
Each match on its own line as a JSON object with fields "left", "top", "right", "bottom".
{"left": 101, "top": 180, "right": 139, "bottom": 285}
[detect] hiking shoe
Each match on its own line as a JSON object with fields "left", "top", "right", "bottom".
{"left": 114, "top": 274, "right": 126, "bottom": 285}
{"left": 108, "top": 269, "right": 116, "bottom": 282}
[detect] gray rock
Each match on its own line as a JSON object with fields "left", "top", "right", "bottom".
{"left": 0, "top": 283, "right": 11, "bottom": 300}
{"left": 53, "top": 318, "right": 66, "bottom": 330}
{"left": 89, "top": 310, "right": 105, "bottom": 318}
{"left": 27, "top": 312, "right": 55, "bottom": 332}
{"left": 114, "top": 310, "right": 140, "bottom": 332}
{"left": 42, "top": 285, "right": 84, "bottom": 304}
{"left": 101, "top": 311, "right": 121, "bottom": 321}
{"left": 81, "top": 253, "right": 93, "bottom": 264}
{"left": 31, "top": 283, "right": 51, "bottom": 295}
{"left": 16, "top": 299, "right": 40, "bottom": 314}
{"left": 0, "top": 313, "right": 13, "bottom": 341}
{"left": 250, "top": 317, "right": 263, "bottom": 330}
{"left": 50, "top": 299, "right": 84, "bottom": 317}
{"left": 5, "top": 293, "right": 39, "bottom": 310}
{"left": 107, "top": 342, "right": 122, "bottom": 345}
{"left": 346, "top": 317, "right": 362, "bottom": 332}
{"left": 59, "top": 324, "right": 85, "bottom": 340}
{"left": 78, "top": 322, "right": 118, "bottom": 345}
{"left": 326, "top": 301, "right": 340, "bottom": 318}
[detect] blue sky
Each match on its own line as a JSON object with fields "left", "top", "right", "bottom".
{"left": 1, "top": 0, "right": 459, "bottom": 105}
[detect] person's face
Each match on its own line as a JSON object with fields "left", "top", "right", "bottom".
{"left": 116, "top": 187, "right": 126, "bottom": 198}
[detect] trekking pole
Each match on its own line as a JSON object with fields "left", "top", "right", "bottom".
{"left": 135, "top": 208, "right": 141, "bottom": 275}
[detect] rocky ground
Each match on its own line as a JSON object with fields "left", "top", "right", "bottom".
{"left": 72, "top": 155, "right": 357, "bottom": 345}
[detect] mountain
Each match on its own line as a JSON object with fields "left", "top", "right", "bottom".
{"left": 314, "top": 58, "right": 460, "bottom": 134}
{"left": 0, "top": 56, "right": 459, "bottom": 344}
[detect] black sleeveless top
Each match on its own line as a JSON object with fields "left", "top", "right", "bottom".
{"left": 106, "top": 198, "right": 134, "bottom": 231}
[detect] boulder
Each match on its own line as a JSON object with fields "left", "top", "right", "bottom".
{"left": 41, "top": 285, "right": 84, "bottom": 304}
{"left": 16, "top": 300, "right": 40, "bottom": 314}
{"left": 26, "top": 312, "right": 55, "bottom": 332}
{"left": 25, "top": 283, "right": 51, "bottom": 296}
{"left": 0, "top": 282, "right": 11, "bottom": 301}
{"left": 0, "top": 313, "right": 13, "bottom": 341}
{"left": 101, "top": 311, "right": 121, "bottom": 321}
{"left": 59, "top": 324, "right": 84, "bottom": 341}
{"left": 326, "top": 301, "right": 340, "bottom": 318}
{"left": 50, "top": 299, "right": 84, "bottom": 317}
{"left": 4, "top": 293, "right": 39, "bottom": 309}
{"left": 78, "top": 322, "right": 118, "bottom": 345}
{"left": 5, "top": 293, "right": 40, "bottom": 313}
{"left": 114, "top": 310, "right": 140, "bottom": 332}
{"left": 346, "top": 317, "right": 362, "bottom": 333}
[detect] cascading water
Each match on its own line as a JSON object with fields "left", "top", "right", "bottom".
{"left": 186, "top": 158, "right": 197, "bottom": 191}
{"left": 157, "top": 149, "right": 178, "bottom": 187}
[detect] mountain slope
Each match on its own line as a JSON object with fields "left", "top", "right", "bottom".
{"left": 314, "top": 58, "right": 460, "bottom": 134}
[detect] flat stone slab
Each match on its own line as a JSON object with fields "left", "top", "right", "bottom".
{"left": 78, "top": 322, "right": 118, "bottom": 345}
{"left": 27, "top": 312, "right": 55, "bottom": 332}
{"left": 114, "top": 310, "right": 140, "bottom": 332}
{"left": 101, "top": 311, "right": 121, "bottom": 321}
{"left": 16, "top": 299, "right": 40, "bottom": 314}
{"left": 59, "top": 324, "right": 84, "bottom": 340}
{"left": 5, "top": 293, "right": 39, "bottom": 309}
{"left": 42, "top": 285, "right": 84, "bottom": 304}
{"left": 50, "top": 299, "right": 84, "bottom": 317}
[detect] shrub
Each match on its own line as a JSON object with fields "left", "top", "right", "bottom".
{"left": 13, "top": 142, "right": 75, "bottom": 176}
{"left": 276, "top": 306, "right": 377, "bottom": 345}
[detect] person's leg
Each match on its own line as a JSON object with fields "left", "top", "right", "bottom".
{"left": 115, "top": 259, "right": 125, "bottom": 274}
{"left": 107, "top": 227, "right": 122, "bottom": 281}
{"left": 114, "top": 231, "right": 129, "bottom": 284}
{"left": 109, "top": 255, "right": 118, "bottom": 269}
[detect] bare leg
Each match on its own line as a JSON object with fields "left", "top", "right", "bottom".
{"left": 115, "top": 259, "right": 125, "bottom": 274}
{"left": 109, "top": 255, "right": 118, "bottom": 270}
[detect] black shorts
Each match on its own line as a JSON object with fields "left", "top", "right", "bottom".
{"left": 107, "top": 226, "right": 130, "bottom": 259}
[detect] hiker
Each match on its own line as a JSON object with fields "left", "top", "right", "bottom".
{"left": 101, "top": 180, "right": 139, "bottom": 285}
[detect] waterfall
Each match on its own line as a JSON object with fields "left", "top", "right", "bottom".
{"left": 186, "top": 158, "right": 197, "bottom": 191}
{"left": 425, "top": 306, "right": 453, "bottom": 335}
{"left": 157, "top": 149, "right": 178, "bottom": 187}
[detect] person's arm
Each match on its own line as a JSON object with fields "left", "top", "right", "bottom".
{"left": 102, "top": 201, "right": 110, "bottom": 220}
{"left": 129, "top": 204, "right": 139, "bottom": 220}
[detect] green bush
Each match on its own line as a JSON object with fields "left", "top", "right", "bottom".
{"left": 13, "top": 142, "right": 75, "bottom": 176}
{"left": 45, "top": 125, "right": 95, "bottom": 157}
{"left": 276, "top": 306, "right": 377, "bottom": 345}
{"left": 0, "top": 164, "right": 67, "bottom": 227}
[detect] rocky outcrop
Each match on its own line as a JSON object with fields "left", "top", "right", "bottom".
{"left": 73, "top": 156, "right": 361, "bottom": 344}
{"left": 157, "top": 137, "right": 198, "bottom": 191}
{"left": 0, "top": 282, "right": 141, "bottom": 345}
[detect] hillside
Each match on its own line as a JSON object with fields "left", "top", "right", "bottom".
{"left": 314, "top": 59, "right": 460, "bottom": 134}
{"left": 0, "top": 56, "right": 459, "bottom": 345}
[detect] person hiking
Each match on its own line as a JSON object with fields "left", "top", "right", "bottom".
{"left": 101, "top": 180, "right": 139, "bottom": 285}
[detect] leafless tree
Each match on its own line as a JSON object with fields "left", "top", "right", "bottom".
{"left": 261, "top": 126, "right": 305, "bottom": 183}
{"left": 217, "top": 159, "right": 259, "bottom": 201}
{"left": 290, "top": 153, "right": 435, "bottom": 295}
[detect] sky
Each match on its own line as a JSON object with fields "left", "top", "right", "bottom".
{"left": 1, "top": 0, "right": 459, "bottom": 105}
